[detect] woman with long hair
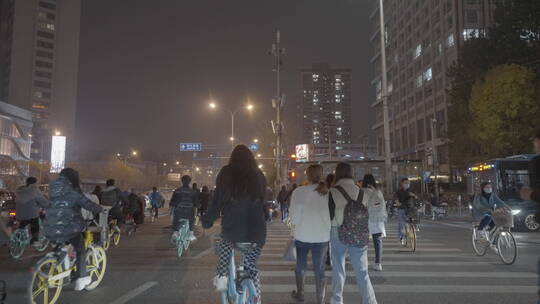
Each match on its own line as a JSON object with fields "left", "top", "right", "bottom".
{"left": 362, "top": 174, "right": 387, "bottom": 271}
{"left": 289, "top": 164, "right": 331, "bottom": 304}
{"left": 328, "top": 163, "right": 377, "bottom": 304}
{"left": 202, "top": 145, "right": 268, "bottom": 302}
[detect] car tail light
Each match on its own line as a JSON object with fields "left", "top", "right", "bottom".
{"left": 8, "top": 211, "right": 16, "bottom": 217}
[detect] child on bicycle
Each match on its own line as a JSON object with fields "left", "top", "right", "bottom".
{"left": 170, "top": 175, "right": 199, "bottom": 241}
{"left": 472, "top": 182, "right": 509, "bottom": 240}
{"left": 43, "top": 168, "right": 103, "bottom": 291}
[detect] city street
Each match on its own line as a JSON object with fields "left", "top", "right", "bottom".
{"left": 1, "top": 214, "right": 538, "bottom": 304}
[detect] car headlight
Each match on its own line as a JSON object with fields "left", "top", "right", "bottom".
{"left": 511, "top": 209, "right": 521, "bottom": 215}
{"left": 468, "top": 205, "right": 473, "bottom": 210}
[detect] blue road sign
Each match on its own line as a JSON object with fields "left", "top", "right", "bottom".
{"left": 249, "top": 143, "right": 259, "bottom": 152}
{"left": 180, "top": 143, "right": 202, "bottom": 152}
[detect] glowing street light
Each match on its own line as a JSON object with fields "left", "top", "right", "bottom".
{"left": 116, "top": 153, "right": 121, "bottom": 157}
{"left": 131, "top": 150, "right": 138, "bottom": 156}
{"left": 207, "top": 99, "right": 256, "bottom": 148}
{"left": 258, "top": 164, "right": 263, "bottom": 169}
{"left": 253, "top": 138, "right": 259, "bottom": 143}
{"left": 257, "top": 153, "right": 262, "bottom": 158}
{"left": 163, "top": 162, "right": 167, "bottom": 167}
{"left": 176, "top": 161, "right": 180, "bottom": 165}
{"left": 55, "top": 130, "right": 61, "bottom": 136}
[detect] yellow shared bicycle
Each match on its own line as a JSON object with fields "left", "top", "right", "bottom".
{"left": 29, "top": 210, "right": 109, "bottom": 304}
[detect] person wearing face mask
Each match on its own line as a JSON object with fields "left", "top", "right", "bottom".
{"left": 472, "top": 182, "right": 509, "bottom": 240}
{"left": 395, "top": 178, "right": 417, "bottom": 244}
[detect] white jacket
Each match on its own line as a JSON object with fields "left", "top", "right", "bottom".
{"left": 364, "top": 186, "right": 387, "bottom": 236}
{"left": 329, "top": 179, "right": 365, "bottom": 227}
{"left": 290, "top": 184, "right": 331, "bottom": 243}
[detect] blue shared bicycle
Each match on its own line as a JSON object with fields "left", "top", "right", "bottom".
{"left": 212, "top": 235, "right": 259, "bottom": 304}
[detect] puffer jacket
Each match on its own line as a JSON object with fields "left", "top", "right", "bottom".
{"left": 43, "top": 176, "right": 103, "bottom": 242}
{"left": 202, "top": 165, "right": 268, "bottom": 246}
{"left": 15, "top": 184, "right": 49, "bottom": 220}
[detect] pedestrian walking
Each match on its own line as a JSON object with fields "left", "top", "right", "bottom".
{"left": 199, "top": 185, "right": 211, "bottom": 217}
{"left": 202, "top": 145, "right": 268, "bottom": 301}
{"left": 328, "top": 162, "right": 377, "bottom": 304}
{"left": 362, "top": 174, "right": 386, "bottom": 271}
{"left": 289, "top": 164, "right": 331, "bottom": 304}
{"left": 277, "top": 185, "right": 289, "bottom": 221}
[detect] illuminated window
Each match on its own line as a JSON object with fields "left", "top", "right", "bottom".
{"left": 415, "top": 75, "right": 423, "bottom": 88}
{"left": 312, "top": 74, "right": 319, "bottom": 82}
{"left": 32, "top": 103, "right": 48, "bottom": 110}
{"left": 446, "top": 34, "right": 455, "bottom": 47}
{"left": 414, "top": 44, "right": 422, "bottom": 59}
{"left": 423, "top": 68, "right": 433, "bottom": 82}
{"left": 335, "top": 111, "right": 342, "bottom": 119}
{"left": 462, "top": 28, "right": 481, "bottom": 40}
{"left": 38, "top": 22, "right": 55, "bottom": 31}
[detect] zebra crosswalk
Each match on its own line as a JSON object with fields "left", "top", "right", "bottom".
{"left": 258, "top": 221, "right": 537, "bottom": 303}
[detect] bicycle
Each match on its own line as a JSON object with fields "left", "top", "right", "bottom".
{"left": 471, "top": 209, "right": 517, "bottom": 265}
{"left": 212, "top": 235, "right": 259, "bottom": 304}
{"left": 8, "top": 218, "right": 49, "bottom": 259}
{"left": 402, "top": 216, "right": 418, "bottom": 252}
{"left": 123, "top": 213, "right": 137, "bottom": 237}
{"left": 103, "top": 218, "right": 121, "bottom": 250}
{"left": 171, "top": 218, "right": 190, "bottom": 258}
{"left": 29, "top": 211, "right": 108, "bottom": 304}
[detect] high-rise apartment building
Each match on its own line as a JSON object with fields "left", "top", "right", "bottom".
{"left": 370, "top": 0, "right": 496, "bottom": 176}
{"left": 0, "top": 0, "right": 81, "bottom": 161}
{"left": 301, "top": 63, "right": 352, "bottom": 154}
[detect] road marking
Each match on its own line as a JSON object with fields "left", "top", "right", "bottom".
{"left": 109, "top": 281, "right": 159, "bottom": 304}
{"left": 260, "top": 253, "right": 473, "bottom": 259}
{"left": 259, "top": 270, "right": 536, "bottom": 278}
{"left": 257, "top": 260, "right": 485, "bottom": 266}
{"left": 262, "top": 247, "right": 462, "bottom": 253}
{"left": 260, "top": 284, "right": 537, "bottom": 294}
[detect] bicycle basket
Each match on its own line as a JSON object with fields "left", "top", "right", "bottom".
{"left": 492, "top": 209, "right": 513, "bottom": 228}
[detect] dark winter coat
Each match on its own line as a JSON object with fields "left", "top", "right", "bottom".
{"left": 202, "top": 165, "right": 268, "bottom": 246}
{"left": 170, "top": 185, "right": 199, "bottom": 220}
{"left": 15, "top": 184, "right": 49, "bottom": 220}
{"left": 43, "top": 176, "right": 103, "bottom": 242}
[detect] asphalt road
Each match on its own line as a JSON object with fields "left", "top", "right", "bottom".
{"left": 1, "top": 213, "right": 538, "bottom": 304}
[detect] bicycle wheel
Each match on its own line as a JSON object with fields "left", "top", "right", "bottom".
{"left": 9, "top": 229, "right": 27, "bottom": 259}
{"left": 497, "top": 230, "right": 517, "bottom": 265}
{"left": 85, "top": 246, "right": 107, "bottom": 290}
{"left": 112, "top": 227, "right": 121, "bottom": 246}
{"left": 29, "top": 257, "right": 64, "bottom": 304}
{"left": 35, "top": 236, "right": 50, "bottom": 253}
{"left": 176, "top": 238, "right": 184, "bottom": 258}
{"left": 471, "top": 227, "right": 488, "bottom": 256}
{"left": 103, "top": 235, "right": 110, "bottom": 251}
{"left": 408, "top": 223, "right": 417, "bottom": 252}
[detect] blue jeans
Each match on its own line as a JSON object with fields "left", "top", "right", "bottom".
{"left": 478, "top": 215, "right": 495, "bottom": 231}
{"left": 372, "top": 233, "right": 383, "bottom": 264}
{"left": 330, "top": 227, "right": 377, "bottom": 304}
{"left": 294, "top": 240, "right": 328, "bottom": 281}
{"left": 398, "top": 209, "right": 407, "bottom": 240}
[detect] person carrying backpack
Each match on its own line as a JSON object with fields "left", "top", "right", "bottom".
{"left": 101, "top": 179, "right": 128, "bottom": 222}
{"left": 328, "top": 162, "right": 377, "bottom": 304}
{"left": 170, "top": 175, "right": 199, "bottom": 241}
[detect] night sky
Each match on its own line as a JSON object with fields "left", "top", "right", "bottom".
{"left": 76, "top": 0, "right": 374, "bottom": 156}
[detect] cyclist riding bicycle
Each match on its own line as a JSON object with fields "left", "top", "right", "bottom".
{"left": 472, "top": 182, "right": 509, "bottom": 240}
{"left": 14, "top": 177, "right": 50, "bottom": 247}
{"left": 395, "top": 178, "right": 418, "bottom": 244}
{"left": 202, "top": 145, "right": 268, "bottom": 302}
{"left": 148, "top": 187, "right": 164, "bottom": 219}
{"left": 43, "top": 168, "right": 104, "bottom": 291}
{"left": 170, "top": 175, "right": 199, "bottom": 241}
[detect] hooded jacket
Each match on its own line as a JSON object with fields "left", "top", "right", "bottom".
{"left": 15, "top": 184, "right": 49, "bottom": 220}
{"left": 43, "top": 176, "right": 103, "bottom": 242}
{"left": 472, "top": 191, "right": 508, "bottom": 220}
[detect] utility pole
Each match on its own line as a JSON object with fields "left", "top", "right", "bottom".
{"left": 378, "top": 0, "right": 393, "bottom": 196}
{"left": 430, "top": 118, "right": 439, "bottom": 199}
{"left": 270, "top": 30, "right": 285, "bottom": 191}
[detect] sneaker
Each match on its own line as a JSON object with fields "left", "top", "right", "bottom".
{"left": 74, "top": 276, "right": 92, "bottom": 291}
{"left": 490, "top": 244, "right": 498, "bottom": 254}
{"left": 400, "top": 238, "right": 405, "bottom": 246}
{"left": 213, "top": 276, "right": 228, "bottom": 291}
{"left": 188, "top": 231, "right": 197, "bottom": 241}
{"left": 31, "top": 241, "right": 42, "bottom": 249}
{"left": 373, "top": 263, "right": 383, "bottom": 271}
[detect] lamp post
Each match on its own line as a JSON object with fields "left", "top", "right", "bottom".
{"left": 209, "top": 101, "right": 254, "bottom": 149}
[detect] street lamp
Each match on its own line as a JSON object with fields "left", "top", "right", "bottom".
{"left": 208, "top": 100, "right": 254, "bottom": 148}
{"left": 176, "top": 161, "right": 180, "bottom": 165}
{"left": 253, "top": 138, "right": 259, "bottom": 143}
{"left": 131, "top": 150, "right": 138, "bottom": 156}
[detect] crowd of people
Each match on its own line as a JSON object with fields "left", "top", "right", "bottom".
{"left": 1, "top": 130, "right": 539, "bottom": 303}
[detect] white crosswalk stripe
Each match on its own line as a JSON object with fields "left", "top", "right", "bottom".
{"left": 259, "top": 223, "right": 537, "bottom": 296}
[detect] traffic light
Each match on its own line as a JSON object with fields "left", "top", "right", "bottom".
{"left": 288, "top": 170, "right": 296, "bottom": 182}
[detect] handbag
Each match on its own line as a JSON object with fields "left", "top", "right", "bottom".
{"left": 283, "top": 238, "right": 297, "bottom": 262}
